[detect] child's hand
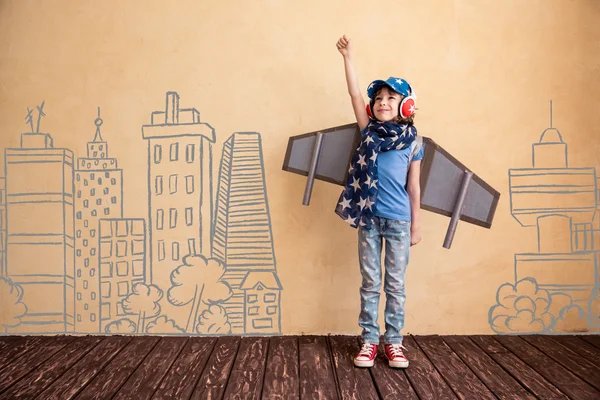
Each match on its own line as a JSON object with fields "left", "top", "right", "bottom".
{"left": 336, "top": 35, "right": 352, "bottom": 57}
{"left": 410, "top": 225, "right": 422, "bottom": 246}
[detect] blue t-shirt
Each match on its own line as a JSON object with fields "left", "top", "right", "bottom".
{"left": 373, "top": 144, "right": 424, "bottom": 222}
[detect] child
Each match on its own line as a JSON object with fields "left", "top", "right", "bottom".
{"left": 334, "top": 34, "right": 423, "bottom": 368}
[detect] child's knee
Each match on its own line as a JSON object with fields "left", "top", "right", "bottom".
{"left": 361, "top": 278, "right": 381, "bottom": 292}
{"left": 384, "top": 280, "right": 405, "bottom": 295}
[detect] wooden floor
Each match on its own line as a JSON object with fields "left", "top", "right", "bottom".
{"left": 0, "top": 334, "right": 599, "bottom": 399}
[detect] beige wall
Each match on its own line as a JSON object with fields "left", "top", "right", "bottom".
{"left": 0, "top": 0, "right": 598, "bottom": 336}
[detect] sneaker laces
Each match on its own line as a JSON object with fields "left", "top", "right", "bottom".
{"left": 388, "top": 344, "right": 407, "bottom": 357}
{"left": 358, "top": 343, "right": 375, "bottom": 356}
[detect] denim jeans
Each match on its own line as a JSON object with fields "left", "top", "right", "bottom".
{"left": 358, "top": 216, "right": 410, "bottom": 345}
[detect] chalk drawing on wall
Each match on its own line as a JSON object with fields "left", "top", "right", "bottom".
{"left": 2, "top": 102, "right": 75, "bottom": 333}
{"left": 98, "top": 218, "right": 147, "bottom": 333}
{"left": 0, "top": 92, "right": 282, "bottom": 336}
{"left": 211, "top": 132, "right": 282, "bottom": 334}
{"left": 74, "top": 108, "right": 126, "bottom": 333}
{"left": 489, "top": 102, "right": 600, "bottom": 334}
{"left": 0, "top": 177, "right": 6, "bottom": 278}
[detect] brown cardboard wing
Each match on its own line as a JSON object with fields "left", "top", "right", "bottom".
{"left": 282, "top": 122, "right": 500, "bottom": 248}
{"left": 282, "top": 123, "right": 361, "bottom": 186}
{"left": 420, "top": 137, "right": 500, "bottom": 230}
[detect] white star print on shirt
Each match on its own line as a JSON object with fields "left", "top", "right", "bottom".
{"left": 350, "top": 177, "right": 361, "bottom": 191}
{"left": 369, "top": 179, "right": 378, "bottom": 189}
{"left": 364, "top": 175, "right": 372, "bottom": 187}
{"left": 369, "top": 151, "right": 377, "bottom": 163}
{"left": 364, "top": 136, "right": 374, "bottom": 145}
{"left": 365, "top": 198, "right": 375, "bottom": 210}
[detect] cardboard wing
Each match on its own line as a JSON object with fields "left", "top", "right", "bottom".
{"left": 282, "top": 123, "right": 500, "bottom": 248}
{"left": 282, "top": 123, "right": 361, "bottom": 186}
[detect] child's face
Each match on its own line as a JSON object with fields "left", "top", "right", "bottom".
{"left": 372, "top": 87, "right": 401, "bottom": 122}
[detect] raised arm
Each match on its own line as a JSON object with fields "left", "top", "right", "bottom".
{"left": 336, "top": 35, "right": 370, "bottom": 131}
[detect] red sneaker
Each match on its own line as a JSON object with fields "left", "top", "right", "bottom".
{"left": 353, "top": 343, "right": 378, "bottom": 367}
{"left": 384, "top": 344, "right": 409, "bottom": 368}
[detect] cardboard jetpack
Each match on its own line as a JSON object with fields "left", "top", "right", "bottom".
{"left": 282, "top": 123, "right": 500, "bottom": 249}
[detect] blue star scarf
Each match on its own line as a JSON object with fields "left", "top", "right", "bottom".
{"left": 335, "top": 120, "right": 417, "bottom": 229}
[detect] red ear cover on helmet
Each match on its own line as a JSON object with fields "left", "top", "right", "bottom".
{"left": 399, "top": 96, "right": 416, "bottom": 119}
{"left": 366, "top": 104, "right": 374, "bottom": 119}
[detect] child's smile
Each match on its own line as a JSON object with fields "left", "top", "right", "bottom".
{"left": 373, "top": 87, "right": 401, "bottom": 122}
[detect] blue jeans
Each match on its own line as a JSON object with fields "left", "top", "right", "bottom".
{"left": 358, "top": 216, "right": 410, "bottom": 345}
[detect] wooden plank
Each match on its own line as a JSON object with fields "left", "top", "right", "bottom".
{"left": 35, "top": 336, "right": 132, "bottom": 400}
{"left": 469, "top": 335, "right": 509, "bottom": 354}
{"left": 579, "top": 335, "right": 600, "bottom": 350}
{"left": 0, "top": 336, "right": 74, "bottom": 394}
{"left": 522, "top": 335, "right": 600, "bottom": 391}
{"left": 0, "top": 336, "right": 75, "bottom": 390}
{"left": 113, "top": 336, "right": 188, "bottom": 400}
{"left": 370, "top": 338, "right": 418, "bottom": 400}
{"left": 0, "top": 336, "right": 21, "bottom": 343}
{"left": 152, "top": 337, "right": 217, "bottom": 399}
{"left": 0, "top": 336, "right": 102, "bottom": 399}
{"left": 0, "top": 336, "right": 46, "bottom": 370}
{"left": 76, "top": 336, "right": 160, "bottom": 400}
{"left": 191, "top": 336, "right": 240, "bottom": 400}
{"left": 495, "top": 335, "right": 600, "bottom": 399}
{"left": 328, "top": 336, "right": 378, "bottom": 400}
{"left": 552, "top": 335, "right": 600, "bottom": 368}
{"left": 298, "top": 336, "right": 338, "bottom": 400}
{"left": 415, "top": 335, "right": 495, "bottom": 399}
{"left": 468, "top": 336, "right": 566, "bottom": 399}
{"left": 261, "top": 336, "right": 300, "bottom": 400}
{"left": 491, "top": 351, "right": 569, "bottom": 399}
{"left": 223, "top": 337, "right": 269, "bottom": 399}
{"left": 0, "top": 336, "right": 23, "bottom": 353}
{"left": 401, "top": 336, "right": 456, "bottom": 399}
{"left": 443, "top": 336, "right": 537, "bottom": 400}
